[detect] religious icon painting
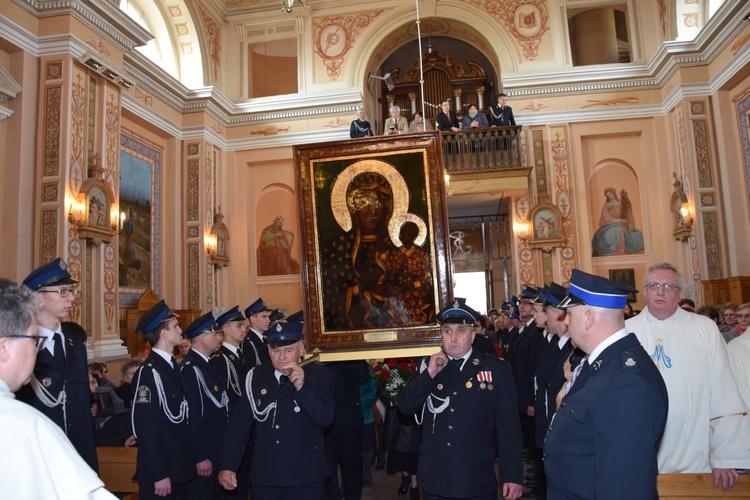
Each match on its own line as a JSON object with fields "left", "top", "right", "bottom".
{"left": 295, "top": 133, "right": 452, "bottom": 354}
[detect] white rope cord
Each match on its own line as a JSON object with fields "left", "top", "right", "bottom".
{"left": 152, "top": 369, "right": 188, "bottom": 424}
{"left": 222, "top": 353, "right": 242, "bottom": 396}
{"left": 30, "top": 376, "right": 67, "bottom": 433}
{"left": 245, "top": 367, "right": 276, "bottom": 422}
{"left": 192, "top": 365, "right": 229, "bottom": 412}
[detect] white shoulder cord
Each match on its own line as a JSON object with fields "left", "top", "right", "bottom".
{"left": 222, "top": 353, "right": 242, "bottom": 396}
{"left": 192, "top": 365, "right": 229, "bottom": 415}
{"left": 131, "top": 365, "right": 188, "bottom": 440}
{"left": 30, "top": 376, "right": 67, "bottom": 433}
{"left": 245, "top": 367, "right": 276, "bottom": 422}
{"left": 248, "top": 340, "right": 261, "bottom": 366}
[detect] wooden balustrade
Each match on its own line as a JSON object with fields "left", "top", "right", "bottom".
{"left": 440, "top": 126, "right": 522, "bottom": 172}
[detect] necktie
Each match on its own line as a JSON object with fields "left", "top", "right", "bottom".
{"left": 571, "top": 359, "right": 592, "bottom": 390}
{"left": 449, "top": 357, "right": 463, "bottom": 372}
{"left": 263, "top": 336, "right": 268, "bottom": 346}
{"left": 171, "top": 356, "right": 179, "bottom": 371}
{"left": 53, "top": 332, "right": 65, "bottom": 366}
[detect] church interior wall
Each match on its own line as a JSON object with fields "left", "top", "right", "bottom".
{"left": 0, "top": 0, "right": 748, "bottom": 353}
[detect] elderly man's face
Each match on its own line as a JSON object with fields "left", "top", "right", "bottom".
{"left": 269, "top": 341, "right": 304, "bottom": 373}
{"left": 357, "top": 109, "right": 366, "bottom": 120}
{"left": 442, "top": 323, "right": 475, "bottom": 359}
{"left": 2, "top": 320, "right": 39, "bottom": 392}
{"left": 643, "top": 269, "right": 683, "bottom": 320}
{"left": 564, "top": 305, "right": 591, "bottom": 353}
{"left": 390, "top": 107, "right": 400, "bottom": 119}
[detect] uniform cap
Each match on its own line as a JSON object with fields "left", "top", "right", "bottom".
{"left": 23, "top": 258, "right": 78, "bottom": 291}
{"left": 269, "top": 308, "right": 286, "bottom": 323}
{"left": 435, "top": 298, "right": 477, "bottom": 325}
{"left": 545, "top": 282, "right": 568, "bottom": 308}
{"left": 245, "top": 298, "right": 271, "bottom": 317}
{"left": 559, "top": 269, "right": 637, "bottom": 310}
{"left": 136, "top": 300, "right": 178, "bottom": 334}
{"left": 286, "top": 310, "right": 304, "bottom": 324}
{"left": 215, "top": 306, "right": 245, "bottom": 328}
{"left": 184, "top": 312, "right": 218, "bottom": 339}
{"left": 266, "top": 321, "right": 303, "bottom": 347}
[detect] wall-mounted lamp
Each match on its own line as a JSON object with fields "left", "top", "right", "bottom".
{"left": 679, "top": 202, "right": 694, "bottom": 232}
{"left": 515, "top": 221, "right": 530, "bottom": 241}
{"left": 671, "top": 172, "right": 693, "bottom": 242}
{"left": 205, "top": 233, "right": 218, "bottom": 257}
{"left": 110, "top": 205, "right": 126, "bottom": 231}
{"left": 68, "top": 196, "right": 84, "bottom": 226}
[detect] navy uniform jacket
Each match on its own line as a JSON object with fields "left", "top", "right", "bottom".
{"left": 211, "top": 345, "right": 248, "bottom": 412}
{"left": 181, "top": 350, "right": 229, "bottom": 464}
{"left": 487, "top": 104, "right": 516, "bottom": 126}
{"left": 533, "top": 337, "right": 572, "bottom": 448}
{"left": 349, "top": 119, "right": 374, "bottom": 138}
{"left": 398, "top": 351, "right": 523, "bottom": 498}
{"left": 544, "top": 333, "right": 668, "bottom": 500}
{"left": 327, "top": 361, "right": 369, "bottom": 432}
{"left": 507, "top": 320, "right": 538, "bottom": 412}
{"left": 220, "top": 362, "right": 335, "bottom": 487}
{"left": 16, "top": 322, "right": 97, "bottom": 471}
{"left": 132, "top": 351, "right": 194, "bottom": 487}
{"left": 240, "top": 330, "right": 270, "bottom": 370}
{"left": 436, "top": 110, "right": 460, "bottom": 131}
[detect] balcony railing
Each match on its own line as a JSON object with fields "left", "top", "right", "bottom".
{"left": 440, "top": 126, "right": 522, "bottom": 172}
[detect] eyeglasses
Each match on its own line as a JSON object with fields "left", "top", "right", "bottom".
{"left": 38, "top": 288, "right": 77, "bottom": 298}
{"left": 6, "top": 335, "right": 47, "bottom": 351}
{"left": 737, "top": 314, "right": 750, "bottom": 319}
{"left": 644, "top": 283, "right": 681, "bottom": 292}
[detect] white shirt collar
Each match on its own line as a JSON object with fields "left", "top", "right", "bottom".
{"left": 250, "top": 329, "right": 264, "bottom": 342}
{"left": 587, "top": 328, "right": 629, "bottom": 364}
{"left": 37, "top": 324, "right": 63, "bottom": 355}
{"left": 449, "top": 348, "right": 473, "bottom": 370}
{"left": 192, "top": 349, "right": 210, "bottom": 363}
{"left": 223, "top": 342, "right": 240, "bottom": 355}
{"left": 152, "top": 348, "right": 174, "bottom": 367}
{"left": 558, "top": 333, "right": 571, "bottom": 349}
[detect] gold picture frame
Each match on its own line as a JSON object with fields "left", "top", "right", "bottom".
{"left": 295, "top": 133, "right": 451, "bottom": 354}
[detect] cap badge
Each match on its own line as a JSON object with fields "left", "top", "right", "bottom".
{"left": 452, "top": 300, "right": 459, "bottom": 308}
{"left": 59, "top": 260, "right": 68, "bottom": 271}
{"left": 276, "top": 323, "right": 282, "bottom": 332}
{"left": 625, "top": 358, "right": 636, "bottom": 367}
{"left": 472, "top": 358, "right": 480, "bottom": 366}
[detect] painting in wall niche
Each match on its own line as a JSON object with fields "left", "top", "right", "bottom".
{"left": 119, "top": 150, "right": 153, "bottom": 289}
{"left": 592, "top": 187, "right": 645, "bottom": 257}
{"left": 257, "top": 215, "right": 300, "bottom": 276}
{"left": 609, "top": 268, "right": 637, "bottom": 303}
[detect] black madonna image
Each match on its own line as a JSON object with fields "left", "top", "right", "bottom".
{"left": 317, "top": 157, "right": 436, "bottom": 332}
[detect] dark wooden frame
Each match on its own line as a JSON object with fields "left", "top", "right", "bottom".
{"left": 295, "top": 132, "right": 451, "bottom": 352}
{"left": 609, "top": 268, "right": 637, "bottom": 303}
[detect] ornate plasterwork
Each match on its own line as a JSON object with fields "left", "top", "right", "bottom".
{"left": 522, "top": 100, "right": 548, "bottom": 112}
{"left": 735, "top": 89, "right": 750, "bottom": 207}
{"left": 692, "top": 120, "right": 713, "bottom": 188}
{"left": 198, "top": 5, "right": 221, "bottom": 83}
{"left": 702, "top": 212, "right": 721, "bottom": 279}
{"left": 250, "top": 126, "right": 290, "bottom": 135}
{"left": 533, "top": 130, "right": 547, "bottom": 196}
{"left": 86, "top": 37, "right": 110, "bottom": 56}
{"left": 42, "top": 210, "right": 58, "bottom": 264}
{"left": 188, "top": 159, "right": 200, "bottom": 221}
{"left": 188, "top": 243, "right": 200, "bottom": 309}
{"left": 44, "top": 87, "right": 62, "bottom": 176}
{"left": 134, "top": 87, "right": 153, "bottom": 107}
{"left": 313, "top": 10, "right": 384, "bottom": 80}
{"left": 658, "top": 0, "right": 667, "bottom": 38}
{"left": 550, "top": 127, "right": 576, "bottom": 283}
{"left": 581, "top": 97, "right": 639, "bottom": 109}
{"left": 323, "top": 117, "right": 347, "bottom": 128}
{"left": 731, "top": 33, "right": 750, "bottom": 55}
{"left": 466, "top": 0, "right": 549, "bottom": 60}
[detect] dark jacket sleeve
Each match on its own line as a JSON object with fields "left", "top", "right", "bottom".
{"left": 295, "top": 365, "right": 335, "bottom": 428}
{"left": 494, "top": 361, "right": 523, "bottom": 485}
{"left": 219, "top": 372, "right": 256, "bottom": 472}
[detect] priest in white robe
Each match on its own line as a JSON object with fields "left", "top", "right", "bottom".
{"left": 627, "top": 263, "right": 750, "bottom": 492}
{"left": 727, "top": 330, "right": 750, "bottom": 415}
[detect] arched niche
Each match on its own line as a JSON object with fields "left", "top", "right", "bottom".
{"left": 588, "top": 159, "right": 646, "bottom": 257}
{"left": 345, "top": 1, "right": 520, "bottom": 102}
{"left": 254, "top": 183, "right": 301, "bottom": 277}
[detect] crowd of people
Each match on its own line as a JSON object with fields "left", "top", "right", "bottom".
{"left": 349, "top": 94, "right": 516, "bottom": 139}
{"left": 2, "top": 257, "right": 750, "bottom": 499}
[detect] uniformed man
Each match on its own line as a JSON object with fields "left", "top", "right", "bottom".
{"left": 17, "top": 258, "right": 98, "bottom": 471}
{"left": 544, "top": 269, "right": 668, "bottom": 499}
{"left": 487, "top": 93, "right": 516, "bottom": 127}
{"left": 181, "top": 311, "right": 229, "bottom": 499}
{"left": 398, "top": 300, "right": 523, "bottom": 500}
{"left": 532, "top": 283, "right": 572, "bottom": 499}
{"left": 132, "top": 300, "right": 195, "bottom": 498}
{"left": 241, "top": 298, "right": 272, "bottom": 369}
{"left": 269, "top": 308, "right": 286, "bottom": 326}
{"left": 350, "top": 107, "right": 374, "bottom": 138}
{"left": 211, "top": 306, "right": 253, "bottom": 498}
{"left": 218, "top": 322, "right": 335, "bottom": 500}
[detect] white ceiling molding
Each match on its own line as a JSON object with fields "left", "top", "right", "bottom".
{"left": 0, "top": 64, "right": 22, "bottom": 121}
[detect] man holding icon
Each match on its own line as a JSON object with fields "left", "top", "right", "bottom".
{"left": 218, "top": 322, "right": 335, "bottom": 499}
{"left": 399, "top": 299, "right": 524, "bottom": 500}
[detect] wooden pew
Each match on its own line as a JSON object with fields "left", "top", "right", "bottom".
{"left": 97, "top": 446, "right": 138, "bottom": 498}
{"left": 659, "top": 473, "right": 750, "bottom": 499}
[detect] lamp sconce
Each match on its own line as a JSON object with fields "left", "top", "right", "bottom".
{"left": 515, "top": 221, "right": 531, "bottom": 242}
{"left": 111, "top": 206, "right": 126, "bottom": 232}
{"left": 207, "top": 207, "right": 230, "bottom": 268}
{"left": 68, "top": 196, "right": 85, "bottom": 226}
{"left": 671, "top": 173, "right": 693, "bottom": 242}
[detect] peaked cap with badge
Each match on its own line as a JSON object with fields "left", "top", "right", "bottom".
{"left": 559, "top": 269, "right": 637, "bottom": 309}
{"left": 245, "top": 298, "right": 271, "bottom": 317}
{"left": 23, "top": 257, "right": 78, "bottom": 291}
{"left": 215, "top": 305, "right": 245, "bottom": 328}
{"left": 184, "top": 311, "right": 217, "bottom": 339}
{"left": 136, "top": 299, "right": 178, "bottom": 335}
{"left": 435, "top": 298, "right": 478, "bottom": 325}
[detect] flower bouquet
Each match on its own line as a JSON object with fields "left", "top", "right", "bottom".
{"left": 371, "top": 358, "right": 419, "bottom": 405}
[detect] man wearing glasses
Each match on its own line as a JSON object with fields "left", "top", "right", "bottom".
{"left": 16, "top": 257, "right": 98, "bottom": 471}
{"left": 0, "top": 279, "right": 116, "bottom": 498}
{"left": 627, "top": 262, "right": 750, "bottom": 491}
